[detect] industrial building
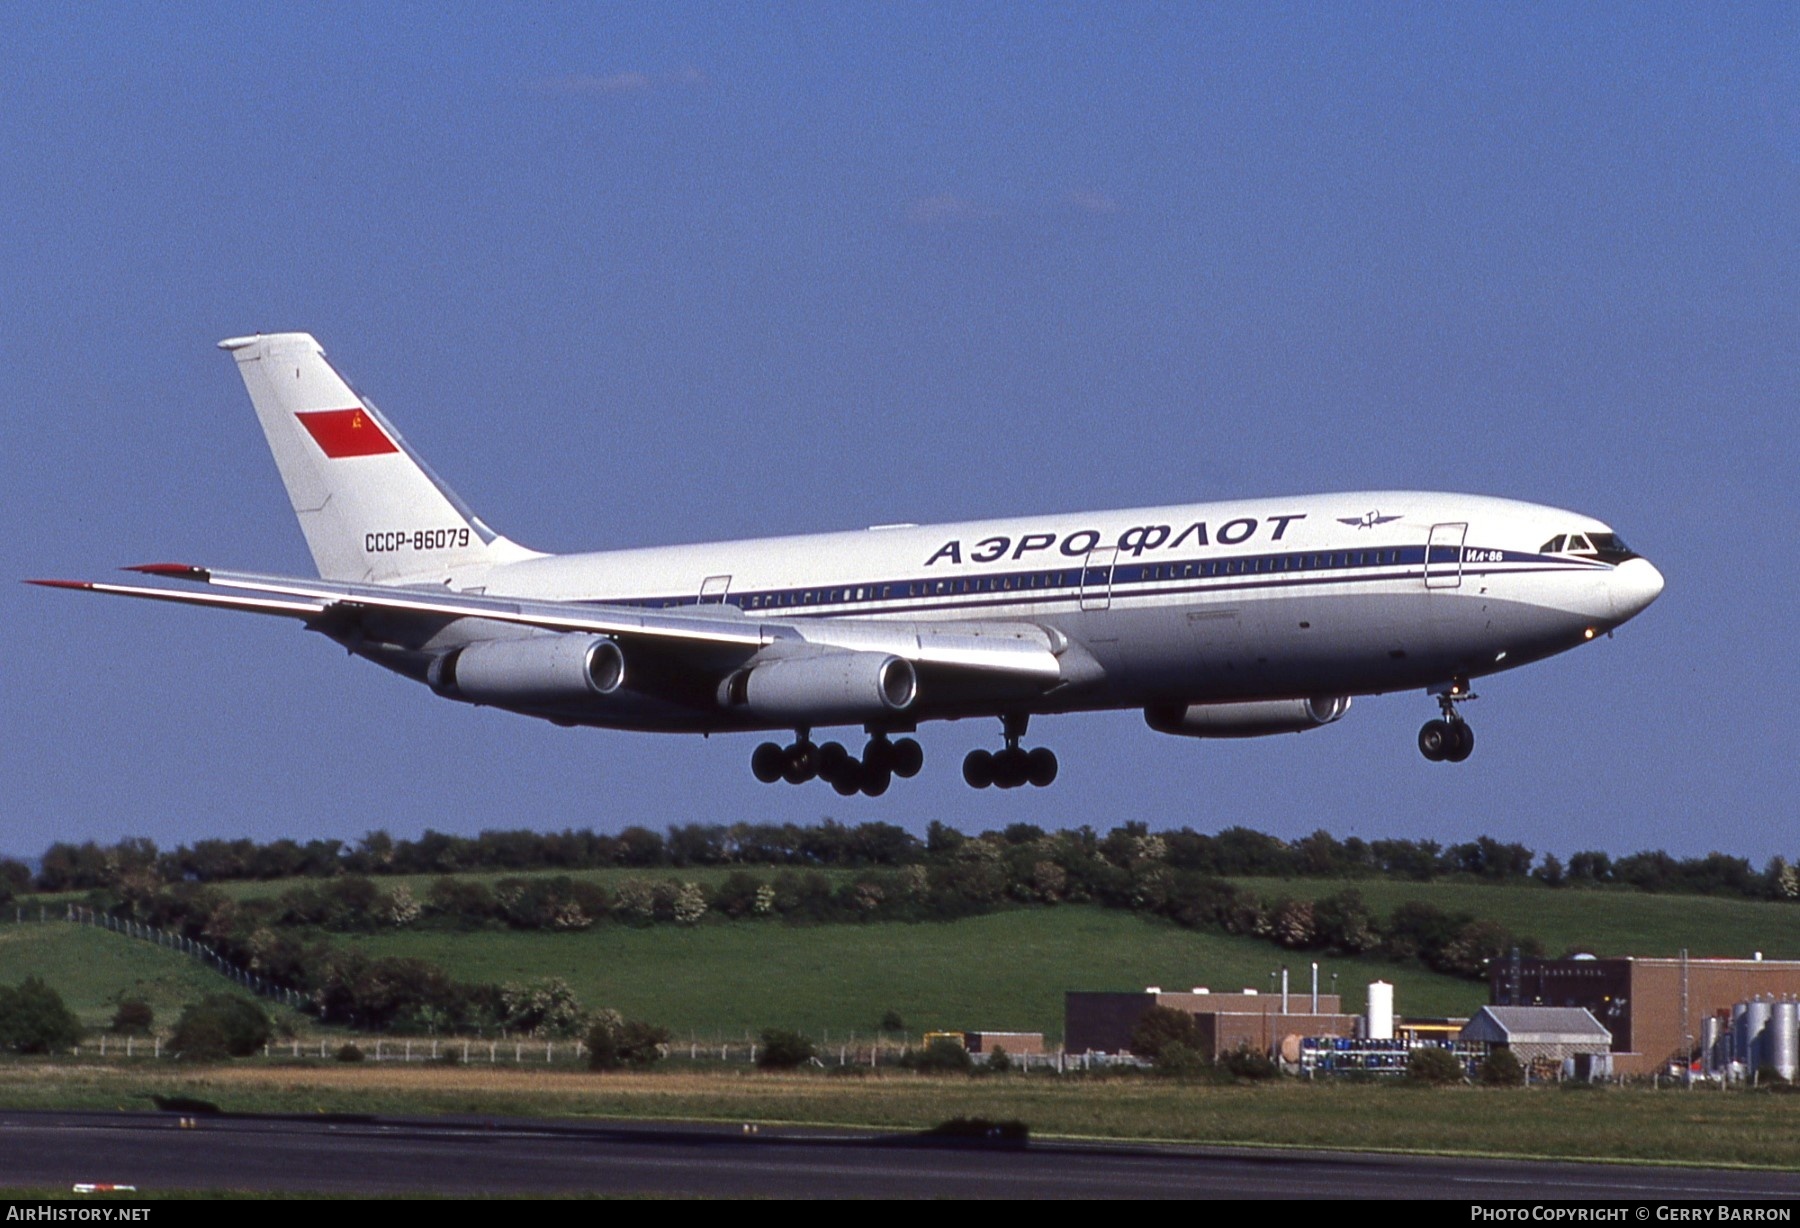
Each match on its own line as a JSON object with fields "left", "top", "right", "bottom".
{"left": 1459, "top": 1006, "right": 1613, "bottom": 1077}
{"left": 1491, "top": 955, "right": 1800, "bottom": 1077}
{"left": 1065, "top": 985, "right": 1355, "bottom": 1059}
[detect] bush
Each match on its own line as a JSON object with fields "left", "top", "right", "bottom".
{"left": 585, "top": 1010, "right": 669, "bottom": 1070}
{"left": 0, "top": 977, "right": 83, "bottom": 1054}
{"left": 903, "top": 1037, "right": 973, "bottom": 1073}
{"left": 879, "top": 1009, "right": 906, "bottom": 1034}
{"left": 109, "top": 998, "right": 155, "bottom": 1036}
{"left": 984, "top": 1045, "right": 1012, "bottom": 1073}
{"left": 1477, "top": 1048, "right": 1525, "bottom": 1087}
{"left": 1221, "top": 1046, "right": 1279, "bottom": 1080}
{"left": 336, "top": 1042, "right": 366, "bottom": 1062}
{"left": 1406, "top": 1046, "right": 1466, "bottom": 1086}
{"left": 1154, "top": 1041, "right": 1211, "bottom": 1078}
{"left": 169, "top": 995, "right": 271, "bottom": 1060}
{"left": 1129, "top": 1005, "right": 1205, "bottom": 1059}
{"left": 756, "top": 1028, "right": 817, "bottom": 1070}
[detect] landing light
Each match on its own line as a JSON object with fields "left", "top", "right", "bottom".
{"left": 1583, "top": 627, "right": 1597, "bottom": 640}
{"left": 1494, "top": 651, "right": 1507, "bottom": 663}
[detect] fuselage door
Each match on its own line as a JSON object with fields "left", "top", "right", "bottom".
{"left": 1080, "top": 547, "right": 1117, "bottom": 611}
{"left": 1424, "top": 523, "right": 1467, "bottom": 589}
{"left": 699, "top": 574, "right": 733, "bottom": 605}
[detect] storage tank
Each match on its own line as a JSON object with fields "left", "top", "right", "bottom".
{"left": 1741, "top": 999, "right": 1773, "bottom": 1075}
{"left": 1366, "top": 981, "right": 1394, "bottom": 1040}
{"left": 1701, "top": 1016, "right": 1724, "bottom": 1076}
{"left": 1769, "top": 1002, "right": 1799, "bottom": 1083}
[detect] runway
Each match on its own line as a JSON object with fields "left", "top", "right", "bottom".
{"left": 3, "top": 1110, "right": 1797, "bottom": 1199}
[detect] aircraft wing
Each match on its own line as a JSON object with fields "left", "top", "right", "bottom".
{"left": 28, "top": 564, "right": 1080, "bottom": 685}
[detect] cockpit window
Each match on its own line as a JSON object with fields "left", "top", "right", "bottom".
{"left": 1584, "top": 533, "right": 1638, "bottom": 563}
{"left": 1544, "top": 530, "right": 1638, "bottom": 563}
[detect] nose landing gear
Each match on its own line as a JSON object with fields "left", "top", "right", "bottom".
{"left": 963, "top": 713, "right": 1059, "bottom": 789}
{"left": 1418, "top": 681, "right": 1476, "bottom": 763}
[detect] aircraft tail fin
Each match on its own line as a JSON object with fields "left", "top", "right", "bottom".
{"left": 219, "top": 333, "right": 541, "bottom": 583}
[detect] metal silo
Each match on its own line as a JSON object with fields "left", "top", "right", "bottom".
{"left": 1742, "top": 999, "right": 1773, "bottom": 1076}
{"left": 1770, "top": 1001, "right": 1799, "bottom": 1083}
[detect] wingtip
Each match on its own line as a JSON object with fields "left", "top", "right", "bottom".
{"left": 124, "top": 563, "right": 211, "bottom": 581}
{"left": 25, "top": 578, "right": 94, "bottom": 590}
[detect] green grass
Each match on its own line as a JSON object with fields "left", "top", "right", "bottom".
{"left": 2, "top": 1062, "right": 1797, "bottom": 1170}
{"left": 0, "top": 923, "right": 253, "bottom": 1030}
{"left": 328, "top": 906, "right": 1481, "bottom": 1040}
{"left": 1228, "top": 877, "right": 1800, "bottom": 960}
{"left": 16, "top": 876, "right": 1798, "bottom": 1049}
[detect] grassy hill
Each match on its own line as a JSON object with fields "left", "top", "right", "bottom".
{"left": 0, "top": 922, "right": 254, "bottom": 1030}
{"left": 1227, "top": 877, "right": 1800, "bottom": 960}
{"left": 10, "top": 876, "right": 1798, "bottom": 1043}
{"left": 328, "top": 906, "right": 1482, "bottom": 1041}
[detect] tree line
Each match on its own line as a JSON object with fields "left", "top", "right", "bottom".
{"left": 12, "top": 822, "right": 1797, "bottom": 903}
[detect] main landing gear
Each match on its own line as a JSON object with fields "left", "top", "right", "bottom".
{"left": 751, "top": 730, "right": 923, "bottom": 797}
{"left": 1418, "top": 682, "right": 1476, "bottom": 763}
{"left": 963, "top": 714, "right": 1058, "bottom": 790}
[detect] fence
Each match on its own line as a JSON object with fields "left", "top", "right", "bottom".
{"left": 17, "top": 904, "right": 1139, "bottom": 1072}
{"left": 68, "top": 1032, "right": 1118, "bottom": 1071}
{"left": 15, "top": 903, "right": 309, "bottom": 1010}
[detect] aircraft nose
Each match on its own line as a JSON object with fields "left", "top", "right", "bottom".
{"left": 1608, "top": 557, "right": 1665, "bottom": 622}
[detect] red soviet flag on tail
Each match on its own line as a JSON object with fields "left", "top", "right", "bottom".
{"left": 295, "top": 408, "right": 399, "bottom": 458}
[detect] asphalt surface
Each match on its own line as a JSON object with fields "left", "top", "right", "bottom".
{"left": 4, "top": 1109, "right": 1798, "bottom": 1199}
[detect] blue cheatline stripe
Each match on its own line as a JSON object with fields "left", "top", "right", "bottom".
{"left": 581, "top": 544, "right": 1606, "bottom": 620}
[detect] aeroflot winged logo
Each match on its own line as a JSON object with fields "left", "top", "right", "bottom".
{"left": 295, "top": 408, "right": 399, "bottom": 459}
{"left": 1339, "top": 511, "right": 1404, "bottom": 530}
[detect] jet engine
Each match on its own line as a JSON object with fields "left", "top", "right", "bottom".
{"left": 1144, "top": 696, "right": 1351, "bottom": 738}
{"left": 429, "top": 634, "right": 625, "bottom": 706}
{"left": 721, "top": 652, "right": 917, "bottom": 726}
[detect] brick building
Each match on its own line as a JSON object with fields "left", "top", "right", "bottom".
{"left": 1066, "top": 988, "right": 1354, "bottom": 1058}
{"left": 1491, "top": 955, "right": 1800, "bottom": 1076}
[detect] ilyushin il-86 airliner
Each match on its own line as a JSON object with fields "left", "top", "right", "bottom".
{"left": 32, "top": 333, "right": 1664, "bottom": 797}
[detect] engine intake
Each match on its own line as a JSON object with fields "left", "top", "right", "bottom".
{"left": 1145, "top": 696, "right": 1350, "bottom": 738}
{"left": 722, "top": 652, "right": 917, "bottom": 726}
{"left": 432, "top": 635, "right": 625, "bottom": 706}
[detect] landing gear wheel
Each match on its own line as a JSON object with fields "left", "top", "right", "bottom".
{"left": 1026, "top": 747, "right": 1059, "bottom": 788}
{"left": 751, "top": 742, "right": 786, "bottom": 784}
{"left": 782, "top": 741, "right": 818, "bottom": 784}
{"left": 817, "top": 742, "right": 852, "bottom": 784}
{"left": 862, "top": 737, "right": 894, "bottom": 776}
{"left": 992, "top": 747, "right": 1029, "bottom": 789}
{"left": 830, "top": 770, "right": 862, "bottom": 797}
{"left": 1418, "top": 720, "right": 1451, "bottom": 762}
{"left": 861, "top": 766, "right": 892, "bottom": 797}
{"left": 1445, "top": 722, "right": 1475, "bottom": 763}
{"left": 963, "top": 749, "right": 995, "bottom": 789}
{"left": 891, "top": 737, "right": 924, "bottom": 779}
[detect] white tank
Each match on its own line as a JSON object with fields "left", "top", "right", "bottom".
{"left": 1742, "top": 999, "right": 1772, "bottom": 1074}
{"left": 1770, "top": 1002, "right": 1799, "bottom": 1082}
{"left": 1701, "top": 1016, "right": 1724, "bottom": 1075}
{"left": 1367, "top": 981, "right": 1394, "bottom": 1040}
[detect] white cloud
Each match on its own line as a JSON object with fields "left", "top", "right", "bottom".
{"left": 530, "top": 72, "right": 655, "bottom": 96}
{"left": 1065, "top": 189, "right": 1121, "bottom": 215}
{"left": 904, "top": 194, "right": 1003, "bottom": 226}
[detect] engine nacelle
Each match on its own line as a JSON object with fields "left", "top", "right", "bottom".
{"left": 1145, "top": 696, "right": 1351, "bottom": 738}
{"left": 431, "top": 634, "right": 625, "bottom": 707}
{"left": 721, "top": 652, "right": 917, "bottom": 727}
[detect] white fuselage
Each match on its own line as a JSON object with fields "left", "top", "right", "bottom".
{"left": 429, "top": 489, "right": 1662, "bottom": 730}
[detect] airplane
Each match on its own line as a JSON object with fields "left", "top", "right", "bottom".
{"left": 31, "top": 332, "right": 1665, "bottom": 797}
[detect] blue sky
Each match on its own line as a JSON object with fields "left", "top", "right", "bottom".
{"left": 4, "top": 4, "right": 1795, "bottom": 863}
